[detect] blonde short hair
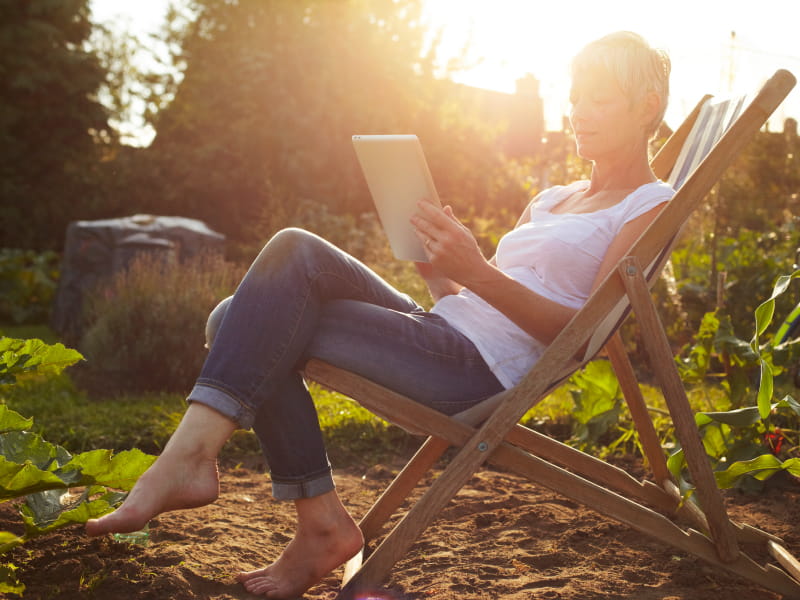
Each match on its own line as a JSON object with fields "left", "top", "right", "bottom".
{"left": 571, "top": 31, "right": 671, "bottom": 137}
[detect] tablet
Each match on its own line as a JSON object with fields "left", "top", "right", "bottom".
{"left": 352, "top": 134, "right": 441, "bottom": 262}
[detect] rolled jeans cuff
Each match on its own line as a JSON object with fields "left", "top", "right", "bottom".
{"left": 187, "top": 383, "right": 255, "bottom": 430}
{"left": 271, "top": 471, "right": 336, "bottom": 500}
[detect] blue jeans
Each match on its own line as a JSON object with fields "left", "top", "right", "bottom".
{"left": 191, "top": 228, "right": 504, "bottom": 500}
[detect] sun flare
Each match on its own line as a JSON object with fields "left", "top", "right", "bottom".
{"left": 422, "top": 0, "right": 799, "bottom": 131}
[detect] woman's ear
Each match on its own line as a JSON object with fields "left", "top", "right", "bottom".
{"left": 641, "top": 91, "right": 662, "bottom": 129}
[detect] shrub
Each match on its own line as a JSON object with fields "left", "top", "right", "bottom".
{"left": 0, "top": 250, "right": 60, "bottom": 325}
{"left": 78, "top": 253, "right": 244, "bottom": 395}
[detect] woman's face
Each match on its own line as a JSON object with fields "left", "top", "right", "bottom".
{"left": 568, "top": 70, "right": 647, "bottom": 162}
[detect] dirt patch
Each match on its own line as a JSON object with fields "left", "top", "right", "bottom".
{"left": 5, "top": 459, "right": 799, "bottom": 599}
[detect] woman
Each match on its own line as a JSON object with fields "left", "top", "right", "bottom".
{"left": 87, "top": 31, "right": 673, "bottom": 598}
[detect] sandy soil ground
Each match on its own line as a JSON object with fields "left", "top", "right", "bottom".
{"left": 5, "top": 456, "right": 799, "bottom": 600}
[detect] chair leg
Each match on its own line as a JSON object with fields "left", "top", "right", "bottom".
{"left": 358, "top": 435, "right": 450, "bottom": 542}
{"left": 340, "top": 424, "right": 498, "bottom": 593}
{"left": 619, "top": 257, "right": 739, "bottom": 563}
{"left": 606, "top": 331, "right": 673, "bottom": 486}
{"left": 341, "top": 436, "right": 449, "bottom": 587}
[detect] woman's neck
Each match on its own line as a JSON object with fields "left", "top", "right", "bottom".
{"left": 586, "top": 148, "right": 656, "bottom": 196}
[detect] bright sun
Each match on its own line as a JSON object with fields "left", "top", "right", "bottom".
{"left": 421, "top": 0, "right": 800, "bottom": 131}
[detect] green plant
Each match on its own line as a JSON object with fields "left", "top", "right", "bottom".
{"left": 3, "top": 374, "right": 185, "bottom": 454}
{"left": 1, "top": 337, "right": 81, "bottom": 386}
{"left": 0, "top": 250, "right": 60, "bottom": 325}
{"left": 0, "top": 337, "right": 155, "bottom": 596}
{"left": 670, "top": 271, "right": 800, "bottom": 492}
{"left": 668, "top": 226, "right": 800, "bottom": 344}
{"left": 566, "top": 360, "right": 623, "bottom": 450}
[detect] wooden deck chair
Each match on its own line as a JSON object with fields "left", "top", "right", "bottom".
{"left": 302, "top": 69, "right": 800, "bottom": 599}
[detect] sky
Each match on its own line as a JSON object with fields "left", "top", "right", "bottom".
{"left": 90, "top": 0, "right": 800, "bottom": 146}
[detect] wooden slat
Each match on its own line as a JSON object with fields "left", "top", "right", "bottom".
{"left": 734, "top": 522, "right": 784, "bottom": 546}
{"left": 491, "top": 448, "right": 800, "bottom": 599}
{"left": 619, "top": 256, "right": 739, "bottom": 563}
{"left": 606, "top": 331, "right": 673, "bottom": 485}
{"left": 358, "top": 436, "right": 450, "bottom": 542}
{"left": 313, "top": 355, "right": 787, "bottom": 548}
{"left": 769, "top": 541, "right": 800, "bottom": 584}
{"left": 663, "top": 479, "right": 710, "bottom": 533}
{"left": 310, "top": 355, "right": 677, "bottom": 514}
{"left": 341, "top": 550, "right": 363, "bottom": 586}
{"left": 504, "top": 423, "right": 676, "bottom": 513}
{"left": 342, "top": 435, "right": 800, "bottom": 599}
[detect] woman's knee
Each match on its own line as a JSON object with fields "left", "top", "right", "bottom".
{"left": 251, "top": 227, "right": 332, "bottom": 275}
{"left": 266, "top": 228, "right": 324, "bottom": 258}
{"left": 205, "top": 295, "right": 232, "bottom": 349}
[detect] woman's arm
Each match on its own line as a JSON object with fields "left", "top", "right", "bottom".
{"left": 411, "top": 200, "right": 666, "bottom": 345}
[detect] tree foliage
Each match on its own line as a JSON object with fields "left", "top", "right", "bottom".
{"left": 109, "top": 0, "right": 528, "bottom": 251}
{"left": 0, "top": 0, "right": 113, "bottom": 249}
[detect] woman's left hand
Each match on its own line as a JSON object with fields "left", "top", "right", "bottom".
{"left": 410, "top": 201, "right": 492, "bottom": 287}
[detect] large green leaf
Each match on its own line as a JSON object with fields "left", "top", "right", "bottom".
{"left": 0, "top": 457, "right": 65, "bottom": 500}
{"left": 0, "top": 338, "right": 83, "bottom": 385}
{"left": 757, "top": 359, "right": 774, "bottom": 420}
{"left": 21, "top": 492, "right": 125, "bottom": 538}
{"left": 697, "top": 396, "right": 800, "bottom": 429}
{"left": 752, "top": 270, "right": 800, "bottom": 347}
{"left": 0, "top": 532, "right": 24, "bottom": 554}
{"left": 0, "top": 406, "right": 33, "bottom": 435}
{"left": 0, "top": 431, "right": 72, "bottom": 473}
{"left": 569, "top": 360, "right": 622, "bottom": 447}
{"left": 68, "top": 448, "right": 156, "bottom": 491}
{"left": 696, "top": 406, "right": 761, "bottom": 428}
{"left": 714, "top": 454, "right": 800, "bottom": 488}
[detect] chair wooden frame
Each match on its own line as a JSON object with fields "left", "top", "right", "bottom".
{"left": 302, "top": 69, "right": 800, "bottom": 599}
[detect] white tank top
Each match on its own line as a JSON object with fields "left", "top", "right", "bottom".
{"left": 431, "top": 180, "right": 675, "bottom": 388}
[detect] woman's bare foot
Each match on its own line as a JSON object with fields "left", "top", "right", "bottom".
{"left": 85, "top": 403, "right": 236, "bottom": 536}
{"left": 85, "top": 452, "right": 220, "bottom": 536}
{"left": 236, "top": 491, "right": 364, "bottom": 598}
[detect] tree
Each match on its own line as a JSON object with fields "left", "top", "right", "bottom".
{"left": 0, "top": 0, "right": 113, "bottom": 249}
{"left": 113, "top": 0, "right": 527, "bottom": 249}
{"left": 125, "top": 0, "right": 433, "bottom": 239}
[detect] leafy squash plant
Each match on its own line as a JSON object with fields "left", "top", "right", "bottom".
{"left": 670, "top": 271, "right": 800, "bottom": 493}
{"left": 567, "top": 360, "right": 623, "bottom": 451}
{"left": 0, "top": 337, "right": 155, "bottom": 596}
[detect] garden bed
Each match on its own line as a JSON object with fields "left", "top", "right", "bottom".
{"left": 5, "top": 458, "right": 799, "bottom": 599}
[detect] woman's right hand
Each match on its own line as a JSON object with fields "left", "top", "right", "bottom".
{"left": 411, "top": 202, "right": 493, "bottom": 287}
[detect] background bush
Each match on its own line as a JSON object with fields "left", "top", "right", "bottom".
{"left": 78, "top": 252, "right": 244, "bottom": 395}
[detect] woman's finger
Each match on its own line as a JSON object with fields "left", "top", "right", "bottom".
{"left": 411, "top": 214, "right": 436, "bottom": 242}
{"left": 416, "top": 200, "right": 450, "bottom": 225}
